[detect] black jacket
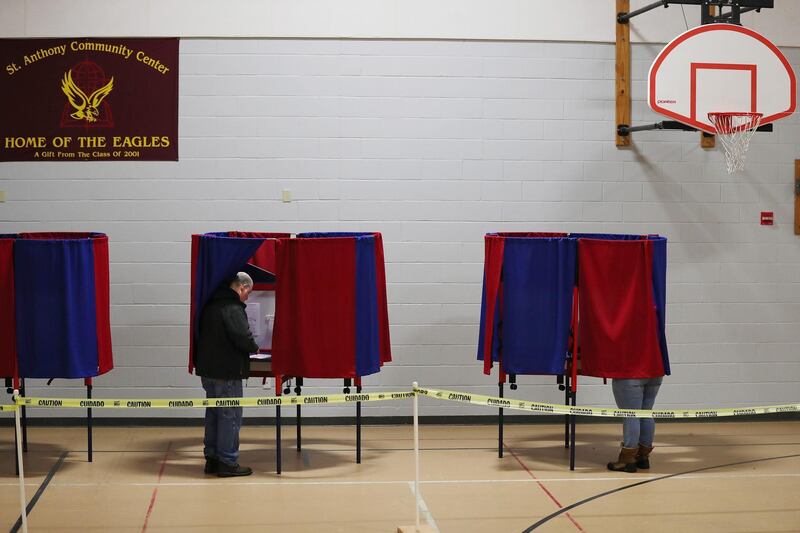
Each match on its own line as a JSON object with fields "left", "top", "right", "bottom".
{"left": 195, "top": 286, "right": 259, "bottom": 379}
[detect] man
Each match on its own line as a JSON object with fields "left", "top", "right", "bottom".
{"left": 195, "top": 272, "right": 259, "bottom": 477}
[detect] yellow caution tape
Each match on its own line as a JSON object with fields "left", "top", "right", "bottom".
{"left": 15, "top": 391, "right": 414, "bottom": 409}
{"left": 12, "top": 387, "right": 800, "bottom": 419}
{"left": 414, "top": 386, "right": 800, "bottom": 419}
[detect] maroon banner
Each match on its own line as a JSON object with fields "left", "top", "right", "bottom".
{"left": 0, "top": 38, "right": 178, "bottom": 161}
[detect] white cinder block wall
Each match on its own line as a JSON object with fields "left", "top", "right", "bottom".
{"left": 1, "top": 2, "right": 799, "bottom": 419}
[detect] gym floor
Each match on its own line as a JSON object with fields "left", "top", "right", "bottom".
{"left": 1, "top": 421, "right": 799, "bottom": 532}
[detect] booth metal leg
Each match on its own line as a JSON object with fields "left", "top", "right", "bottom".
{"left": 20, "top": 379, "right": 28, "bottom": 453}
{"left": 87, "top": 384, "right": 93, "bottom": 463}
{"left": 295, "top": 377, "right": 302, "bottom": 452}
{"left": 569, "top": 390, "right": 577, "bottom": 471}
{"left": 275, "top": 405, "right": 282, "bottom": 475}
{"left": 356, "top": 383, "right": 362, "bottom": 464}
{"left": 296, "top": 405, "right": 302, "bottom": 452}
{"left": 564, "top": 376, "right": 570, "bottom": 449}
{"left": 498, "top": 381, "right": 504, "bottom": 458}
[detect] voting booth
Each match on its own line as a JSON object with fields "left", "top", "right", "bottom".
{"left": 1, "top": 232, "right": 113, "bottom": 463}
{"left": 273, "top": 232, "right": 391, "bottom": 379}
{"left": 478, "top": 232, "right": 669, "bottom": 468}
{"left": 189, "top": 231, "right": 392, "bottom": 472}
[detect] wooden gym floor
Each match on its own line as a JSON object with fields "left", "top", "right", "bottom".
{"left": 1, "top": 421, "right": 798, "bottom": 532}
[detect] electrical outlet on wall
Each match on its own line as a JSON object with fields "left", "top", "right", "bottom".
{"left": 262, "top": 377, "right": 273, "bottom": 390}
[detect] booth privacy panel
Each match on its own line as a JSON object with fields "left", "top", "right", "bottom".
{"left": 4, "top": 233, "right": 113, "bottom": 379}
{"left": 478, "top": 234, "right": 576, "bottom": 375}
{"left": 478, "top": 232, "right": 669, "bottom": 380}
{"left": 273, "top": 233, "right": 391, "bottom": 378}
{"left": 189, "top": 232, "right": 391, "bottom": 379}
{"left": 189, "top": 232, "right": 266, "bottom": 372}
{"left": 578, "top": 238, "right": 666, "bottom": 379}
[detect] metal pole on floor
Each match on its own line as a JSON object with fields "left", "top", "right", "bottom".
{"left": 295, "top": 377, "right": 302, "bottom": 452}
{"left": 564, "top": 374, "right": 570, "bottom": 449}
{"left": 356, "top": 382, "right": 362, "bottom": 464}
{"left": 13, "top": 394, "right": 28, "bottom": 533}
{"left": 20, "top": 378, "right": 27, "bottom": 453}
{"left": 498, "top": 380, "right": 504, "bottom": 458}
{"left": 569, "top": 389, "right": 577, "bottom": 471}
{"left": 412, "top": 381, "right": 420, "bottom": 532}
{"left": 276, "top": 404, "right": 282, "bottom": 475}
{"left": 86, "top": 382, "right": 93, "bottom": 463}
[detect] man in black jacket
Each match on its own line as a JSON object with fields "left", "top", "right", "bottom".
{"left": 196, "top": 272, "right": 259, "bottom": 477}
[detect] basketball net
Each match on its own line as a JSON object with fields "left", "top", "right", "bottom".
{"left": 708, "top": 112, "right": 763, "bottom": 173}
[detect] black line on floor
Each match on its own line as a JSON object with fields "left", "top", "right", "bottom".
{"left": 10, "top": 451, "right": 68, "bottom": 533}
{"left": 522, "top": 452, "right": 800, "bottom": 532}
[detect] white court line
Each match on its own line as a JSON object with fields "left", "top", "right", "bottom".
{"left": 2, "top": 471, "right": 798, "bottom": 488}
{"left": 424, "top": 472, "right": 800, "bottom": 483}
{"left": 408, "top": 481, "right": 439, "bottom": 532}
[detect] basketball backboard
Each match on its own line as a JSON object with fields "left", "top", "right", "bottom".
{"left": 649, "top": 23, "right": 796, "bottom": 134}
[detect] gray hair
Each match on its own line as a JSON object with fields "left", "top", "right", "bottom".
{"left": 231, "top": 272, "right": 253, "bottom": 289}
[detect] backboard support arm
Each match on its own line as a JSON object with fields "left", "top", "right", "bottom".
{"left": 618, "top": 121, "right": 772, "bottom": 137}
{"left": 618, "top": 1, "right": 772, "bottom": 24}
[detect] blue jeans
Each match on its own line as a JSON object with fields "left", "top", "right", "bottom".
{"left": 612, "top": 377, "right": 663, "bottom": 449}
{"left": 201, "top": 377, "right": 243, "bottom": 466}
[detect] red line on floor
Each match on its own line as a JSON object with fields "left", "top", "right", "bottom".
{"left": 504, "top": 443, "right": 585, "bottom": 532}
{"left": 141, "top": 440, "right": 172, "bottom": 532}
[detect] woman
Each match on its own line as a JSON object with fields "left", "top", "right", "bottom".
{"left": 607, "top": 377, "right": 663, "bottom": 473}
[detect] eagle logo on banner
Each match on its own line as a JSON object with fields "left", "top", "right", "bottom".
{"left": 61, "top": 68, "right": 114, "bottom": 123}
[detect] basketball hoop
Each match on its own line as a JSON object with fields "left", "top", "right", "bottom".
{"left": 708, "top": 112, "right": 763, "bottom": 173}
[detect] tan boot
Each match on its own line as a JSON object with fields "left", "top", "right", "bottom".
{"left": 636, "top": 445, "right": 653, "bottom": 469}
{"left": 607, "top": 446, "right": 638, "bottom": 473}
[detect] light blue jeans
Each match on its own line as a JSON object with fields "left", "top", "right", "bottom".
{"left": 201, "top": 377, "right": 243, "bottom": 466}
{"left": 611, "top": 377, "right": 663, "bottom": 449}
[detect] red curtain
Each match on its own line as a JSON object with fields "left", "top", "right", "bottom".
{"left": 578, "top": 239, "right": 664, "bottom": 378}
{"left": 0, "top": 240, "right": 16, "bottom": 377}
{"left": 481, "top": 235, "right": 505, "bottom": 375}
{"left": 93, "top": 236, "right": 114, "bottom": 375}
{"left": 373, "top": 233, "right": 392, "bottom": 363}
{"left": 272, "top": 238, "right": 358, "bottom": 378}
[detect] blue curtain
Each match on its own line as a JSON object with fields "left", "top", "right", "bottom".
{"left": 15, "top": 239, "right": 99, "bottom": 378}
{"left": 500, "top": 237, "right": 577, "bottom": 374}
{"left": 649, "top": 236, "right": 670, "bottom": 375}
{"left": 354, "top": 235, "right": 380, "bottom": 376}
{"left": 477, "top": 236, "right": 577, "bottom": 374}
{"left": 192, "top": 233, "right": 264, "bottom": 351}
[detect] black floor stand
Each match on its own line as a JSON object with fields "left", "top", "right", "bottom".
{"left": 295, "top": 377, "right": 303, "bottom": 452}
{"left": 276, "top": 376, "right": 304, "bottom": 475}
{"left": 343, "top": 378, "right": 362, "bottom": 464}
{"left": 86, "top": 382, "right": 93, "bottom": 462}
{"left": 274, "top": 376, "right": 364, "bottom": 473}
{"left": 275, "top": 404, "right": 282, "bottom": 474}
{"left": 356, "top": 382, "right": 362, "bottom": 464}
{"left": 498, "top": 380, "right": 504, "bottom": 458}
{"left": 20, "top": 378, "right": 27, "bottom": 453}
{"left": 561, "top": 374, "right": 576, "bottom": 471}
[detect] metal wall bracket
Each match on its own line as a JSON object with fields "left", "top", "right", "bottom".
{"left": 618, "top": 121, "right": 772, "bottom": 137}
{"left": 618, "top": 0, "right": 772, "bottom": 25}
